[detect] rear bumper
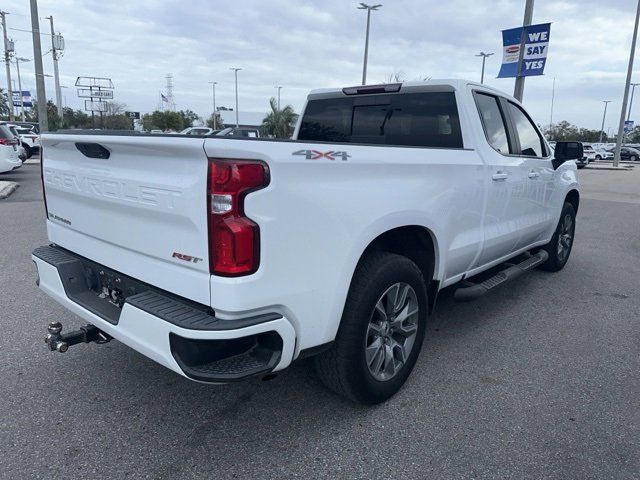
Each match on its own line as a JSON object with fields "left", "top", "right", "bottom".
{"left": 32, "top": 245, "right": 296, "bottom": 382}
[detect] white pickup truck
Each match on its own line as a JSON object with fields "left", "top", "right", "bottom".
{"left": 33, "top": 80, "right": 582, "bottom": 404}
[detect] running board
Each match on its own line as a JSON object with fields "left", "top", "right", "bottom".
{"left": 453, "top": 251, "right": 549, "bottom": 302}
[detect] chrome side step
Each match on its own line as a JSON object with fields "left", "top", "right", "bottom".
{"left": 453, "top": 251, "right": 549, "bottom": 302}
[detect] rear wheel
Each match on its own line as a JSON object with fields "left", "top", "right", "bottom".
{"left": 23, "top": 144, "right": 32, "bottom": 159}
{"left": 539, "top": 202, "right": 576, "bottom": 272}
{"left": 631, "top": 155, "right": 638, "bottom": 162}
{"left": 315, "top": 252, "right": 428, "bottom": 404}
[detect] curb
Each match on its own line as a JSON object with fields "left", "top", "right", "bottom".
{"left": 585, "top": 166, "right": 633, "bottom": 171}
{"left": 0, "top": 181, "right": 19, "bottom": 200}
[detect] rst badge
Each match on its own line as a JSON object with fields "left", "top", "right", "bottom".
{"left": 293, "top": 149, "right": 351, "bottom": 161}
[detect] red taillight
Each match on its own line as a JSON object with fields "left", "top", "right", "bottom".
{"left": 207, "top": 159, "right": 269, "bottom": 276}
{"left": 0, "top": 138, "right": 14, "bottom": 146}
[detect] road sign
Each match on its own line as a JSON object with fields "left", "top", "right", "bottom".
{"left": 78, "top": 88, "right": 113, "bottom": 99}
{"left": 125, "top": 111, "right": 140, "bottom": 119}
{"left": 624, "top": 120, "right": 634, "bottom": 134}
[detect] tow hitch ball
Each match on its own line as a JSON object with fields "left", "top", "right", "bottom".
{"left": 44, "top": 321, "right": 111, "bottom": 353}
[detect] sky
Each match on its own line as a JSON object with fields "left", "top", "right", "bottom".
{"left": 2, "top": 0, "right": 638, "bottom": 132}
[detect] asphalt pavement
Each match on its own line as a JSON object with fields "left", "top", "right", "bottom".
{"left": 1, "top": 162, "right": 638, "bottom": 479}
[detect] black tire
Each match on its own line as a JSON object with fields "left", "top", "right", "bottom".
{"left": 539, "top": 202, "right": 576, "bottom": 272}
{"left": 315, "top": 252, "right": 428, "bottom": 404}
{"left": 23, "top": 144, "right": 32, "bottom": 159}
{"left": 577, "top": 164, "right": 585, "bottom": 169}
{"left": 631, "top": 155, "right": 638, "bottom": 162}
{"left": 595, "top": 155, "right": 601, "bottom": 160}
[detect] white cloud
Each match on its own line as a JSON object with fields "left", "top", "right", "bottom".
{"left": 2, "top": 0, "right": 638, "bottom": 130}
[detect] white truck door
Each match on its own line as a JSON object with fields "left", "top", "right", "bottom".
{"left": 472, "top": 92, "right": 528, "bottom": 268}
{"left": 503, "top": 101, "right": 556, "bottom": 250}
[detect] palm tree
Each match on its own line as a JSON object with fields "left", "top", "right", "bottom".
{"left": 261, "top": 97, "right": 298, "bottom": 138}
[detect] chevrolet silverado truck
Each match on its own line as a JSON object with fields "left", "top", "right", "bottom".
{"left": 33, "top": 80, "right": 583, "bottom": 404}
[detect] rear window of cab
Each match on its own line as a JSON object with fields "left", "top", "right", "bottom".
{"left": 298, "top": 92, "right": 463, "bottom": 149}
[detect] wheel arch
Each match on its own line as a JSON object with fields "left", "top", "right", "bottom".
{"left": 565, "top": 189, "right": 580, "bottom": 214}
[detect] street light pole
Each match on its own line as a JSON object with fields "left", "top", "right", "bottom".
{"left": 600, "top": 100, "right": 611, "bottom": 144}
{"left": 357, "top": 3, "right": 382, "bottom": 86}
{"left": 549, "top": 76, "right": 556, "bottom": 137}
{"left": 513, "top": 0, "right": 535, "bottom": 102}
{"left": 626, "top": 82, "right": 639, "bottom": 122}
{"left": 230, "top": 67, "right": 241, "bottom": 128}
{"left": 614, "top": 0, "right": 640, "bottom": 167}
{"left": 475, "top": 52, "right": 494, "bottom": 84}
{"left": 15, "top": 57, "right": 30, "bottom": 121}
{"left": 30, "top": 0, "right": 48, "bottom": 132}
{"left": 208, "top": 81, "right": 217, "bottom": 128}
{"left": 1, "top": 11, "right": 15, "bottom": 121}
{"left": 275, "top": 85, "right": 282, "bottom": 110}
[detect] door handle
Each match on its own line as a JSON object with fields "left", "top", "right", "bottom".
{"left": 492, "top": 171, "right": 509, "bottom": 181}
{"left": 528, "top": 171, "right": 540, "bottom": 179}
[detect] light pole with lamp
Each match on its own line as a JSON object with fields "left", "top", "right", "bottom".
{"left": 230, "top": 68, "right": 241, "bottom": 128}
{"left": 475, "top": 52, "right": 494, "bottom": 84}
{"left": 208, "top": 81, "right": 218, "bottom": 128}
{"left": 357, "top": 3, "right": 382, "bottom": 85}
{"left": 14, "top": 56, "right": 30, "bottom": 121}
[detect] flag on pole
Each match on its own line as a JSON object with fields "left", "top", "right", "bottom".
{"left": 161, "top": 93, "right": 168, "bottom": 102}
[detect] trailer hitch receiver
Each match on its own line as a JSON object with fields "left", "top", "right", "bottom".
{"left": 44, "top": 321, "right": 111, "bottom": 353}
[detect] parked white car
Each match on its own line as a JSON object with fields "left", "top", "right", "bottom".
{"left": 0, "top": 125, "right": 23, "bottom": 173}
{"left": 3, "top": 123, "right": 39, "bottom": 158}
{"left": 180, "top": 126, "right": 215, "bottom": 136}
{"left": 34, "top": 80, "right": 582, "bottom": 404}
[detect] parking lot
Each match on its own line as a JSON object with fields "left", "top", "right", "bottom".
{"left": 1, "top": 162, "right": 638, "bottom": 479}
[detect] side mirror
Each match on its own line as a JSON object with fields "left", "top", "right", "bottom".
{"left": 553, "top": 141, "right": 583, "bottom": 169}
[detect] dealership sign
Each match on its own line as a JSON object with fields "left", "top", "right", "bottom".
{"left": 77, "top": 88, "right": 113, "bottom": 99}
{"left": 498, "top": 23, "right": 551, "bottom": 78}
{"left": 12, "top": 90, "right": 33, "bottom": 108}
{"left": 624, "top": 120, "right": 634, "bottom": 135}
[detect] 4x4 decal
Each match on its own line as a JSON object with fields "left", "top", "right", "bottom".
{"left": 292, "top": 149, "right": 351, "bottom": 161}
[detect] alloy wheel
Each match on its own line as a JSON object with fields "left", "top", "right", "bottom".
{"left": 365, "top": 282, "right": 419, "bottom": 381}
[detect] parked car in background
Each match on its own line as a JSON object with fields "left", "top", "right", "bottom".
{"left": 180, "top": 126, "right": 215, "bottom": 136}
{"left": 582, "top": 144, "right": 597, "bottom": 162}
{"left": 594, "top": 148, "right": 613, "bottom": 160}
{"left": 215, "top": 126, "right": 261, "bottom": 138}
{"left": 5, "top": 124, "right": 40, "bottom": 159}
{"left": 609, "top": 146, "right": 640, "bottom": 161}
{"left": 0, "top": 125, "right": 23, "bottom": 173}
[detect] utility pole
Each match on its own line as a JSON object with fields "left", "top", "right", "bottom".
{"left": 514, "top": 0, "right": 534, "bottom": 102}
{"left": 626, "top": 82, "right": 639, "bottom": 122}
{"left": 275, "top": 85, "right": 282, "bottom": 109}
{"left": 230, "top": 67, "right": 241, "bottom": 128}
{"left": 599, "top": 100, "right": 611, "bottom": 144}
{"left": 1, "top": 11, "right": 15, "bottom": 121}
{"left": 475, "top": 52, "right": 494, "bottom": 84}
{"left": 45, "top": 16, "right": 63, "bottom": 121}
{"left": 208, "top": 81, "right": 217, "bottom": 128}
{"left": 15, "top": 57, "right": 29, "bottom": 121}
{"left": 549, "top": 76, "right": 556, "bottom": 137}
{"left": 614, "top": 0, "right": 640, "bottom": 167}
{"left": 30, "top": 0, "right": 48, "bottom": 132}
{"left": 358, "top": 3, "right": 382, "bottom": 85}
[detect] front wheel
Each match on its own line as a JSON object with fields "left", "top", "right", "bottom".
{"left": 595, "top": 155, "right": 602, "bottom": 160}
{"left": 23, "top": 145, "right": 32, "bottom": 159}
{"left": 631, "top": 155, "right": 638, "bottom": 162}
{"left": 315, "top": 252, "right": 428, "bottom": 404}
{"left": 539, "top": 202, "right": 576, "bottom": 272}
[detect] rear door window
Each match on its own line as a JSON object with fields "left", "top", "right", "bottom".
{"left": 474, "top": 93, "right": 511, "bottom": 154}
{"left": 298, "top": 92, "right": 463, "bottom": 148}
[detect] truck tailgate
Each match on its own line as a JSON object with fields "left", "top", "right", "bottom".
{"left": 41, "top": 134, "right": 212, "bottom": 305}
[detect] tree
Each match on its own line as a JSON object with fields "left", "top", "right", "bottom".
{"left": 141, "top": 110, "right": 184, "bottom": 131}
{"left": 261, "top": 97, "right": 298, "bottom": 138}
{"left": 178, "top": 110, "right": 200, "bottom": 128}
{"left": 206, "top": 112, "right": 224, "bottom": 129}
